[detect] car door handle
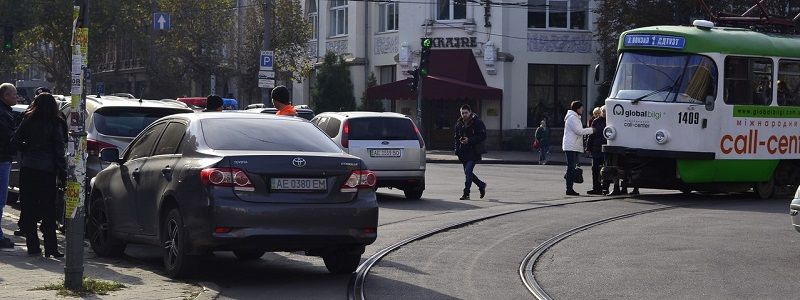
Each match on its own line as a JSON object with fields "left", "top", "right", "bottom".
{"left": 161, "top": 166, "right": 172, "bottom": 176}
{"left": 132, "top": 168, "right": 141, "bottom": 180}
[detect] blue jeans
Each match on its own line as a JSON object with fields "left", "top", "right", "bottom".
{"left": 462, "top": 160, "right": 485, "bottom": 194}
{"left": 564, "top": 151, "right": 578, "bottom": 191}
{"left": 0, "top": 161, "right": 11, "bottom": 239}
{"left": 539, "top": 143, "right": 549, "bottom": 162}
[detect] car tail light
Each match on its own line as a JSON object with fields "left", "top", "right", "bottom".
{"left": 341, "top": 120, "right": 350, "bottom": 149}
{"left": 411, "top": 121, "right": 425, "bottom": 148}
{"left": 87, "top": 139, "right": 117, "bottom": 156}
{"left": 340, "top": 170, "right": 377, "bottom": 193}
{"left": 200, "top": 168, "right": 255, "bottom": 192}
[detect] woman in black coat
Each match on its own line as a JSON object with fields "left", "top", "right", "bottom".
{"left": 453, "top": 104, "right": 487, "bottom": 200}
{"left": 12, "top": 93, "right": 67, "bottom": 257}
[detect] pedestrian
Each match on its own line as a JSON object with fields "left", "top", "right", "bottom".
{"left": 0, "top": 83, "right": 18, "bottom": 249}
{"left": 454, "top": 104, "right": 487, "bottom": 200}
{"left": 12, "top": 93, "right": 67, "bottom": 257}
{"left": 534, "top": 120, "right": 550, "bottom": 165}
{"left": 271, "top": 86, "right": 297, "bottom": 117}
{"left": 562, "top": 101, "right": 594, "bottom": 196}
{"left": 586, "top": 106, "right": 607, "bottom": 195}
{"left": 204, "top": 95, "right": 224, "bottom": 112}
{"left": 13, "top": 86, "right": 52, "bottom": 237}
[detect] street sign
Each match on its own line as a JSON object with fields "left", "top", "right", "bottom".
{"left": 258, "top": 79, "right": 276, "bottom": 88}
{"left": 154, "top": 13, "right": 171, "bottom": 30}
{"left": 258, "top": 70, "right": 275, "bottom": 79}
{"left": 260, "top": 50, "right": 274, "bottom": 70}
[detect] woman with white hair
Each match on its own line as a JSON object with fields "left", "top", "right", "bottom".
{"left": 0, "top": 83, "right": 18, "bottom": 249}
{"left": 586, "top": 105, "right": 608, "bottom": 195}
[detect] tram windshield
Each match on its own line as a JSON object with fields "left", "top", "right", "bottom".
{"left": 611, "top": 52, "right": 718, "bottom": 104}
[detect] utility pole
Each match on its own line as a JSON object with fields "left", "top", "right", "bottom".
{"left": 262, "top": 0, "right": 273, "bottom": 106}
{"left": 65, "top": 0, "right": 89, "bottom": 291}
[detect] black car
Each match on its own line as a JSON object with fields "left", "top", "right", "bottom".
{"left": 89, "top": 112, "right": 378, "bottom": 278}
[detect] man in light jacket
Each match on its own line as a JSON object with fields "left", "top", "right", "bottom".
{"left": 562, "top": 101, "right": 594, "bottom": 196}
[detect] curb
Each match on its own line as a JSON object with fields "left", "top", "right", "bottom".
{"left": 194, "top": 281, "right": 221, "bottom": 300}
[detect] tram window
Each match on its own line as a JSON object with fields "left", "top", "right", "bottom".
{"left": 724, "top": 57, "right": 773, "bottom": 106}
{"left": 778, "top": 60, "right": 800, "bottom": 107}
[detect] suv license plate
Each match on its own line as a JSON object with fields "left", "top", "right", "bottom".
{"left": 270, "top": 178, "right": 327, "bottom": 192}
{"left": 370, "top": 149, "right": 401, "bottom": 157}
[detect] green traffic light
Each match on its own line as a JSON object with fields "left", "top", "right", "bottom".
{"left": 422, "top": 38, "right": 431, "bottom": 48}
{"left": 3, "top": 42, "right": 10, "bottom": 50}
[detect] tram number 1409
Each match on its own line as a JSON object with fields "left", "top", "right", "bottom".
{"left": 678, "top": 112, "right": 700, "bottom": 124}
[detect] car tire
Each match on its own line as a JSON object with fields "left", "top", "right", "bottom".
{"left": 233, "top": 250, "right": 266, "bottom": 261}
{"left": 162, "top": 208, "right": 196, "bottom": 278}
{"left": 322, "top": 251, "right": 361, "bottom": 274}
{"left": 403, "top": 184, "right": 424, "bottom": 199}
{"left": 87, "top": 196, "right": 126, "bottom": 257}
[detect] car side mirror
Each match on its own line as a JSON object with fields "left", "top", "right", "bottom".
{"left": 705, "top": 95, "right": 715, "bottom": 111}
{"left": 99, "top": 148, "right": 121, "bottom": 163}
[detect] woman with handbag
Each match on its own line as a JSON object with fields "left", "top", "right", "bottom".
{"left": 454, "top": 104, "right": 487, "bottom": 200}
{"left": 562, "top": 101, "right": 594, "bottom": 196}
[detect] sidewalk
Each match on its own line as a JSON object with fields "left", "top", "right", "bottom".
{"left": 427, "top": 149, "right": 593, "bottom": 165}
{"left": 0, "top": 210, "right": 206, "bottom": 299}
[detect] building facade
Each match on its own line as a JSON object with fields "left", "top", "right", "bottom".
{"left": 296, "top": 0, "right": 603, "bottom": 149}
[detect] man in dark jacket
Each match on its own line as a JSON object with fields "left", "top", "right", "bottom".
{"left": 586, "top": 105, "right": 608, "bottom": 195}
{"left": 454, "top": 104, "right": 487, "bottom": 200}
{"left": 0, "top": 83, "right": 18, "bottom": 248}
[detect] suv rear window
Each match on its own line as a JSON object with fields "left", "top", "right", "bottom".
{"left": 201, "top": 118, "right": 343, "bottom": 152}
{"left": 349, "top": 117, "right": 418, "bottom": 140}
{"left": 93, "top": 107, "right": 191, "bottom": 137}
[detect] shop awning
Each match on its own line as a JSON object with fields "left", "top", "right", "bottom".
{"left": 366, "top": 49, "right": 502, "bottom": 101}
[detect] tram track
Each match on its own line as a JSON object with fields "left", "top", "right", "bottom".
{"left": 518, "top": 205, "right": 684, "bottom": 300}
{"left": 346, "top": 196, "right": 635, "bottom": 300}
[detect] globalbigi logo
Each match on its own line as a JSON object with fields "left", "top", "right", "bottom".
{"left": 612, "top": 104, "right": 663, "bottom": 120}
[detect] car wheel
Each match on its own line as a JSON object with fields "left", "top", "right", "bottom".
{"left": 233, "top": 250, "right": 266, "bottom": 261}
{"left": 754, "top": 178, "right": 775, "bottom": 199}
{"left": 162, "top": 208, "right": 195, "bottom": 278}
{"left": 403, "top": 188, "right": 424, "bottom": 200}
{"left": 87, "top": 197, "right": 126, "bottom": 257}
{"left": 322, "top": 251, "right": 361, "bottom": 274}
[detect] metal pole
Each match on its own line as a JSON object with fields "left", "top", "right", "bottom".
{"left": 262, "top": 0, "right": 272, "bottom": 106}
{"left": 65, "top": 0, "right": 88, "bottom": 291}
{"left": 416, "top": 74, "right": 423, "bottom": 138}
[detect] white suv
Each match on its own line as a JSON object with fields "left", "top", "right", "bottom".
{"left": 312, "top": 112, "right": 426, "bottom": 199}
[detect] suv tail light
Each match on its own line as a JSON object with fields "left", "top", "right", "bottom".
{"left": 200, "top": 168, "right": 255, "bottom": 192}
{"left": 87, "top": 139, "right": 117, "bottom": 156}
{"left": 411, "top": 121, "right": 425, "bottom": 148}
{"left": 340, "top": 170, "right": 377, "bottom": 193}
{"left": 341, "top": 120, "right": 350, "bottom": 149}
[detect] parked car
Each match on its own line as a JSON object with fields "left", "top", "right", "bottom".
{"left": 85, "top": 95, "right": 193, "bottom": 179}
{"left": 311, "top": 112, "right": 426, "bottom": 199}
{"left": 89, "top": 112, "right": 378, "bottom": 277}
{"left": 790, "top": 187, "right": 800, "bottom": 233}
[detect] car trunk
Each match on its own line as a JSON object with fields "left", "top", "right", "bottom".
{"left": 345, "top": 117, "right": 423, "bottom": 171}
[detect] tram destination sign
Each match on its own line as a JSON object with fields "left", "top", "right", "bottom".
{"left": 623, "top": 34, "right": 685, "bottom": 49}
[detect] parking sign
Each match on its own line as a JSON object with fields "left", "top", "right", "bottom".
{"left": 260, "top": 51, "right": 273, "bottom": 70}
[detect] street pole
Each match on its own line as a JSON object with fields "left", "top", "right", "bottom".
{"left": 416, "top": 75, "right": 424, "bottom": 137}
{"left": 262, "top": 0, "right": 272, "bottom": 106}
{"left": 65, "top": 0, "right": 89, "bottom": 291}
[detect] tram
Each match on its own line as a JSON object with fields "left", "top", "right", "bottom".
{"left": 602, "top": 20, "right": 800, "bottom": 198}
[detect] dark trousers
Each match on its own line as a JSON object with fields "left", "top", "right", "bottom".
{"left": 461, "top": 160, "right": 484, "bottom": 195}
{"left": 20, "top": 167, "right": 58, "bottom": 254}
{"left": 591, "top": 152, "right": 605, "bottom": 191}
{"left": 565, "top": 151, "right": 578, "bottom": 191}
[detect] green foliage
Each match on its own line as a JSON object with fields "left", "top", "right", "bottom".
{"left": 312, "top": 52, "right": 355, "bottom": 113}
{"left": 31, "top": 277, "right": 126, "bottom": 297}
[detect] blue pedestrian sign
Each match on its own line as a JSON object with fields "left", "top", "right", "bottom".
{"left": 154, "top": 13, "right": 171, "bottom": 30}
{"left": 260, "top": 51, "right": 274, "bottom": 71}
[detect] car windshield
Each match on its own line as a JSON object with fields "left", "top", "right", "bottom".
{"left": 201, "top": 118, "right": 343, "bottom": 152}
{"left": 610, "top": 52, "right": 718, "bottom": 103}
{"left": 349, "top": 117, "right": 418, "bottom": 140}
{"left": 93, "top": 107, "right": 191, "bottom": 137}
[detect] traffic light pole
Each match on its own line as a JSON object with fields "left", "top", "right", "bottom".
{"left": 416, "top": 75, "right": 423, "bottom": 136}
{"left": 65, "top": 0, "right": 89, "bottom": 291}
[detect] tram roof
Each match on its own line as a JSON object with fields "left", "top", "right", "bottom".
{"left": 619, "top": 25, "right": 800, "bottom": 59}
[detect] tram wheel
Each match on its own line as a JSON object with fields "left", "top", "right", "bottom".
{"left": 754, "top": 177, "right": 775, "bottom": 199}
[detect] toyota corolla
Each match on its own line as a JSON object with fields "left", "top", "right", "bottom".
{"left": 88, "top": 112, "right": 378, "bottom": 278}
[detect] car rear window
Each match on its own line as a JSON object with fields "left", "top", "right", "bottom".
{"left": 93, "top": 107, "right": 191, "bottom": 137}
{"left": 349, "top": 117, "right": 418, "bottom": 140}
{"left": 201, "top": 118, "right": 343, "bottom": 152}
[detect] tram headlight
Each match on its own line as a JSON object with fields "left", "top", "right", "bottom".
{"left": 655, "top": 130, "right": 670, "bottom": 144}
{"left": 603, "top": 126, "right": 616, "bottom": 140}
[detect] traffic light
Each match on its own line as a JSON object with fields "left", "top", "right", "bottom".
{"left": 406, "top": 68, "right": 420, "bottom": 93}
{"left": 419, "top": 38, "right": 432, "bottom": 77}
{"left": 2, "top": 25, "right": 12, "bottom": 53}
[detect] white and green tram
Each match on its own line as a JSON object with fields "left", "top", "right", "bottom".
{"left": 602, "top": 20, "right": 800, "bottom": 198}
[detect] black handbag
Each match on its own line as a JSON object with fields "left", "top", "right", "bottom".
{"left": 574, "top": 167, "right": 584, "bottom": 183}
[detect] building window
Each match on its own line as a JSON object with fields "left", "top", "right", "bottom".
{"left": 378, "top": 1, "right": 399, "bottom": 32}
{"left": 527, "top": 64, "right": 587, "bottom": 127}
{"left": 307, "top": 0, "right": 318, "bottom": 39}
{"left": 379, "top": 65, "right": 396, "bottom": 84}
{"left": 528, "top": 0, "right": 588, "bottom": 30}
{"left": 329, "top": 0, "right": 348, "bottom": 36}
{"left": 437, "top": 0, "right": 467, "bottom": 21}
